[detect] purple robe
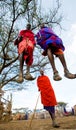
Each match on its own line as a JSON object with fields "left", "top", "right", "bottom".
{"left": 35, "top": 27, "right": 65, "bottom": 51}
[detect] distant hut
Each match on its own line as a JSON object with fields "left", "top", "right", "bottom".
{"left": 74, "top": 105, "right": 76, "bottom": 115}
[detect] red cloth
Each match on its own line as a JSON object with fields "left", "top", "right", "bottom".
{"left": 18, "top": 39, "right": 34, "bottom": 54}
{"left": 19, "top": 29, "right": 35, "bottom": 45}
{"left": 15, "top": 29, "right": 35, "bottom": 66}
{"left": 37, "top": 75, "right": 57, "bottom": 106}
{"left": 23, "top": 45, "right": 34, "bottom": 66}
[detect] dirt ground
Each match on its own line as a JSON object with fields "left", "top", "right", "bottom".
{"left": 0, "top": 116, "right": 76, "bottom": 130}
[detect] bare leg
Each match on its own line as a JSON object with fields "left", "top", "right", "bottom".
{"left": 47, "top": 48, "right": 62, "bottom": 81}
{"left": 57, "top": 54, "right": 68, "bottom": 71}
{"left": 26, "top": 65, "right": 30, "bottom": 74}
{"left": 16, "top": 53, "right": 24, "bottom": 83}
{"left": 25, "top": 65, "right": 35, "bottom": 80}
{"left": 47, "top": 48, "right": 57, "bottom": 73}
{"left": 19, "top": 53, "right": 24, "bottom": 77}
{"left": 48, "top": 111, "right": 60, "bottom": 128}
{"left": 58, "top": 54, "right": 76, "bottom": 79}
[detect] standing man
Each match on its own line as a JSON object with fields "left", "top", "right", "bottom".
{"left": 37, "top": 69, "right": 60, "bottom": 128}
{"left": 35, "top": 23, "right": 76, "bottom": 81}
{"left": 14, "top": 24, "right": 36, "bottom": 83}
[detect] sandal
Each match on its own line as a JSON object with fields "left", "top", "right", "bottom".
{"left": 25, "top": 73, "right": 36, "bottom": 80}
{"left": 53, "top": 71, "right": 62, "bottom": 81}
{"left": 53, "top": 124, "right": 60, "bottom": 128}
{"left": 16, "top": 77, "right": 24, "bottom": 83}
{"left": 64, "top": 70, "right": 76, "bottom": 79}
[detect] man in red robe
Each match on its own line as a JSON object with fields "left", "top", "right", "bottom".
{"left": 37, "top": 69, "right": 60, "bottom": 128}
{"left": 14, "top": 24, "right": 36, "bottom": 83}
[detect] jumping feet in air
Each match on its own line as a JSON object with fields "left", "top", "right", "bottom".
{"left": 16, "top": 73, "right": 24, "bottom": 83}
{"left": 53, "top": 69, "right": 76, "bottom": 81}
{"left": 64, "top": 69, "right": 76, "bottom": 79}
{"left": 16, "top": 66, "right": 35, "bottom": 83}
{"left": 47, "top": 48, "right": 76, "bottom": 81}
{"left": 53, "top": 71, "right": 62, "bottom": 81}
{"left": 24, "top": 65, "right": 36, "bottom": 81}
{"left": 16, "top": 72, "right": 35, "bottom": 83}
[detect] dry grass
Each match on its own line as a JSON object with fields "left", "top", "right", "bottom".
{"left": 0, "top": 116, "right": 76, "bottom": 130}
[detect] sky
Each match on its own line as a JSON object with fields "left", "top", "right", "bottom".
{"left": 3, "top": 0, "right": 76, "bottom": 111}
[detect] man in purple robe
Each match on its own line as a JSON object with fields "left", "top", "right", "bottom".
{"left": 35, "top": 24, "right": 76, "bottom": 81}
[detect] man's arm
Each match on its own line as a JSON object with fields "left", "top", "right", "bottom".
{"left": 14, "top": 36, "right": 23, "bottom": 46}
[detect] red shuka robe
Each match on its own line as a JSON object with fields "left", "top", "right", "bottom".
{"left": 37, "top": 75, "right": 57, "bottom": 106}
{"left": 14, "top": 29, "right": 35, "bottom": 65}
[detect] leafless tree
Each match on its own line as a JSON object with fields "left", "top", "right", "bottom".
{"left": 0, "top": 0, "right": 63, "bottom": 90}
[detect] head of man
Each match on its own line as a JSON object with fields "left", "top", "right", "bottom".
{"left": 40, "top": 69, "right": 44, "bottom": 75}
{"left": 26, "top": 24, "right": 31, "bottom": 30}
{"left": 40, "top": 23, "right": 45, "bottom": 29}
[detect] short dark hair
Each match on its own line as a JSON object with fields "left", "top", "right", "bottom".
{"left": 40, "top": 23, "right": 45, "bottom": 28}
{"left": 26, "top": 24, "right": 31, "bottom": 30}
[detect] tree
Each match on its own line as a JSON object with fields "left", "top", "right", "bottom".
{"left": 0, "top": 0, "right": 63, "bottom": 91}
{"left": 56, "top": 101, "right": 67, "bottom": 112}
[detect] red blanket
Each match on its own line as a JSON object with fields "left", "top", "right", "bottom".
{"left": 37, "top": 75, "right": 57, "bottom": 106}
